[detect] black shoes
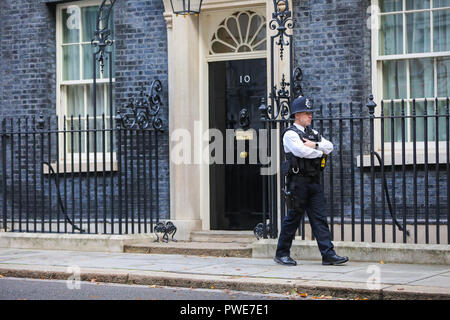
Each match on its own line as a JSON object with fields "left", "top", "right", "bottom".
{"left": 274, "top": 254, "right": 349, "bottom": 266}
{"left": 274, "top": 255, "right": 297, "bottom": 266}
{"left": 322, "top": 253, "right": 349, "bottom": 265}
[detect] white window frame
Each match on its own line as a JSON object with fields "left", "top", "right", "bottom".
{"left": 56, "top": 0, "right": 116, "bottom": 167}
{"left": 370, "top": 0, "right": 450, "bottom": 166}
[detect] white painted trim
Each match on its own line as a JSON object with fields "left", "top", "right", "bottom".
{"left": 376, "top": 51, "right": 450, "bottom": 60}
{"left": 199, "top": 5, "right": 267, "bottom": 231}
{"left": 56, "top": 0, "right": 116, "bottom": 162}
{"left": 357, "top": 149, "right": 450, "bottom": 167}
{"left": 205, "top": 51, "right": 267, "bottom": 62}
{"left": 371, "top": 0, "right": 450, "bottom": 157}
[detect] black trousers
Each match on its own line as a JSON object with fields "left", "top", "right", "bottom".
{"left": 276, "top": 175, "right": 335, "bottom": 258}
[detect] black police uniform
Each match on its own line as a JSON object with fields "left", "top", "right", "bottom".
{"left": 274, "top": 96, "right": 349, "bottom": 266}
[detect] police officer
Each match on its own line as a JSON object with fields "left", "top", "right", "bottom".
{"left": 274, "top": 96, "right": 349, "bottom": 266}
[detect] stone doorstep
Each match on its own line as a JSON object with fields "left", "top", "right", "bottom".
{"left": 0, "top": 264, "right": 449, "bottom": 300}
{"left": 190, "top": 231, "right": 256, "bottom": 244}
{"left": 123, "top": 241, "right": 253, "bottom": 258}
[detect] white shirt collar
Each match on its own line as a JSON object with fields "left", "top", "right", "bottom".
{"left": 293, "top": 123, "right": 305, "bottom": 132}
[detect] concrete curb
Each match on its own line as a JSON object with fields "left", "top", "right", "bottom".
{"left": 0, "top": 233, "right": 156, "bottom": 253}
{"left": 252, "top": 239, "right": 450, "bottom": 265}
{"left": 0, "top": 264, "right": 449, "bottom": 300}
{"left": 123, "top": 242, "right": 252, "bottom": 257}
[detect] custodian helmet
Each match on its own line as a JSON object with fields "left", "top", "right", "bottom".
{"left": 290, "top": 96, "right": 313, "bottom": 118}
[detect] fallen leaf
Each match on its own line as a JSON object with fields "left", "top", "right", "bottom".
{"left": 210, "top": 285, "right": 215, "bottom": 289}
{"left": 0, "top": 275, "right": 3, "bottom": 278}
{"left": 380, "top": 260, "right": 385, "bottom": 264}
{"left": 148, "top": 285, "right": 157, "bottom": 288}
{"left": 90, "top": 279, "right": 97, "bottom": 283}
{"left": 299, "top": 293, "right": 308, "bottom": 298}
{"left": 397, "top": 288, "right": 404, "bottom": 291}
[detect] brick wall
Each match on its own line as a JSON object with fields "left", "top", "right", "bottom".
{"left": 291, "top": 0, "right": 447, "bottom": 230}
{"left": 0, "top": 0, "right": 170, "bottom": 231}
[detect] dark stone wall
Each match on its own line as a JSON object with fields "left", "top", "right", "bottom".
{"left": 292, "top": 0, "right": 372, "bottom": 106}
{"left": 291, "top": 0, "right": 448, "bottom": 231}
{"left": 0, "top": 0, "right": 170, "bottom": 232}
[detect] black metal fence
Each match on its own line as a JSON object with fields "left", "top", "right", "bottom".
{"left": 261, "top": 95, "right": 449, "bottom": 244}
{"left": 0, "top": 102, "right": 164, "bottom": 234}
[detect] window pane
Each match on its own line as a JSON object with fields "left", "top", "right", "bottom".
{"left": 62, "top": 7, "right": 80, "bottom": 43}
{"left": 437, "top": 57, "right": 450, "bottom": 96}
{"left": 102, "top": 42, "right": 115, "bottom": 79}
{"left": 105, "top": 119, "right": 116, "bottom": 153}
{"left": 81, "top": 6, "right": 98, "bottom": 42}
{"left": 104, "top": 88, "right": 115, "bottom": 117}
{"left": 379, "top": 0, "right": 402, "bottom": 12}
{"left": 410, "top": 58, "right": 434, "bottom": 98}
{"left": 62, "top": 45, "right": 80, "bottom": 81}
{"left": 412, "top": 100, "right": 436, "bottom": 141}
{"left": 88, "top": 119, "right": 104, "bottom": 152}
{"left": 406, "top": 12, "right": 431, "bottom": 53}
{"left": 66, "top": 119, "right": 85, "bottom": 153}
{"left": 66, "top": 85, "right": 84, "bottom": 117}
{"left": 406, "top": 0, "right": 430, "bottom": 10}
{"left": 382, "top": 60, "right": 407, "bottom": 99}
{"left": 86, "top": 84, "right": 105, "bottom": 116}
{"left": 379, "top": 14, "right": 403, "bottom": 55}
{"left": 437, "top": 101, "right": 449, "bottom": 141}
{"left": 433, "top": 10, "right": 450, "bottom": 52}
{"left": 82, "top": 44, "right": 100, "bottom": 80}
{"left": 433, "top": 0, "right": 450, "bottom": 8}
{"left": 383, "top": 102, "right": 406, "bottom": 142}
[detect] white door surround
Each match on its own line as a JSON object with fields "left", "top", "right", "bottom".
{"left": 161, "top": 0, "right": 292, "bottom": 240}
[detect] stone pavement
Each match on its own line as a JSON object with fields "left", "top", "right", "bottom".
{"left": 0, "top": 248, "right": 449, "bottom": 299}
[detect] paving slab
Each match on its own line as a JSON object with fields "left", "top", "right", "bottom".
{"left": 408, "top": 275, "right": 450, "bottom": 288}
{"left": 0, "top": 248, "right": 449, "bottom": 299}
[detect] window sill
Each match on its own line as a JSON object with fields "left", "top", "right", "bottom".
{"left": 43, "top": 160, "right": 119, "bottom": 174}
{"left": 357, "top": 150, "right": 449, "bottom": 168}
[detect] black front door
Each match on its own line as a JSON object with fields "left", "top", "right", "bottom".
{"left": 209, "top": 58, "right": 267, "bottom": 230}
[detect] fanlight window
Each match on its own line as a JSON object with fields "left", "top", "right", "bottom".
{"left": 210, "top": 11, "right": 266, "bottom": 54}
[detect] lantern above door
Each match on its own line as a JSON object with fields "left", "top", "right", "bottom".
{"left": 170, "top": 0, "right": 203, "bottom": 16}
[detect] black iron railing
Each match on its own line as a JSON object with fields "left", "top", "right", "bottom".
{"left": 260, "top": 95, "right": 450, "bottom": 244}
{"left": 0, "top": 89, "right": 164, "bottom": 234}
